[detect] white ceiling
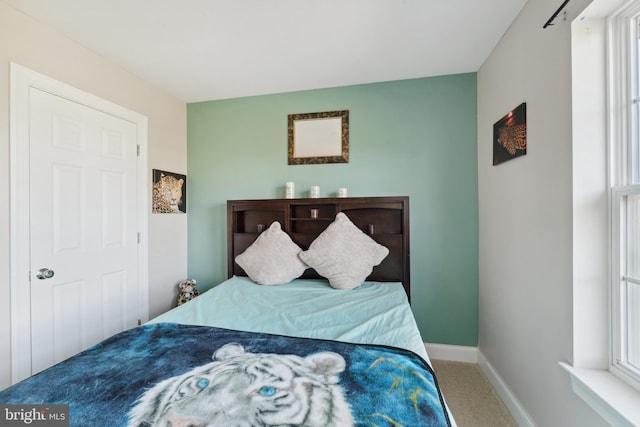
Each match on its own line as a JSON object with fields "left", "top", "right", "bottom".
{"left": 3, "top": 0, "right": 527, "bottom": 103}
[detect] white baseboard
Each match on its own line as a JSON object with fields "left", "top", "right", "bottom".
{"left": 425, "top": 343, "right": 536, "bottom": 426}
{"left": 425, "top": 342, "right": 479, "bottom": 363}
{"left": 477, "top": 351, "right": 536, "bottom": 427}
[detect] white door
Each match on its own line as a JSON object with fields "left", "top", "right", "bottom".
{"left": 28, "top": 87, "right": 140, "bottom": 374}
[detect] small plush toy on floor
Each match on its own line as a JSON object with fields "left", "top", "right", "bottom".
{"left": 177, "top": 279, "right": 199, "bottom": 306}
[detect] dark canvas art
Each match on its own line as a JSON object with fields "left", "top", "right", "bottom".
{"left": 152, "top": 169, "right": 187, "bottom": 213}
{"left": 493, "top": 103, "right": 527, "bottom": 166}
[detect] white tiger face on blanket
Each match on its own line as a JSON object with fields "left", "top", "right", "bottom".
{"left": 127, "top": 343, "right": 354, "bottom": 427}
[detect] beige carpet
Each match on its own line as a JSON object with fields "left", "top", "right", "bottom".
{"left": 431, "top": 360, "right": 518, "bottom": 427}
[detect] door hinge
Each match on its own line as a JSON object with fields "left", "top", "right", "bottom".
{"left": 136, "top": 145, "right": 140, "bottom": 156}
{"left": 137, "top": 232, "right": 141, "bottom": 244}
{"left": 138, "top": 319, "right": 142, "bottom": 326}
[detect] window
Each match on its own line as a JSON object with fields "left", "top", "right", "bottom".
{"left": 610, "top": 1, "right": 640, "bottom": 390}
{"left": 564, "top": 1, "right": 640, "bottom": 423}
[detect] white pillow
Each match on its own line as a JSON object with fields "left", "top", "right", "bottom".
{"left": 299, "top": 212, "right": 389, "bottom": 290}
{"left": 235, "top": 221, "right": 307, "bottom": 285}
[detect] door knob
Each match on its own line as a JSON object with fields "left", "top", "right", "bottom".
{"left": 36, "top": 268, "right": 55, "bottom": 280}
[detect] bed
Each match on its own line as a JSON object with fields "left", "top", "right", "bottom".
{"left": 0, "top": 196, "right": 454, "bottom": 427}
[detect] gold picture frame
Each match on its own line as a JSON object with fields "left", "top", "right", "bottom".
{"left": 288, "top": 110, "right": 349, "bottom": 165}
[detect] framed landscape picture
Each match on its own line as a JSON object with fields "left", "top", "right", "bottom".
{"left": 288, "top": 110, "right": 349, "bottom": 165}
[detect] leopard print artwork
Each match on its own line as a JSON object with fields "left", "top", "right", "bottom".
{"left": 153, "top": 173, "right": 184, "bottom": 213}
{"left": 498, "top": 123, "right": 527, "bottom": 155}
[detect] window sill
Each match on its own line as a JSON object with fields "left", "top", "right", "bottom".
{"left": 559, "top": 362, "right": 640, "bottom": 427}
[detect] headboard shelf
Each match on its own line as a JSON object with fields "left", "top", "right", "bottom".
{"left": 227, "top": 196, "right": 410, "bottom": 299}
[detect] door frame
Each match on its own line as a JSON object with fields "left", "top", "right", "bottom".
{"left": 9, "top": 63, "right": 149, "bottom": 383}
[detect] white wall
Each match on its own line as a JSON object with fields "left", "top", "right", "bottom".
{"left": 0, "top": 3, "right": 187, "bottom": 389}
{"left": 477, "top": 0, "right": 612, "bottom": 425}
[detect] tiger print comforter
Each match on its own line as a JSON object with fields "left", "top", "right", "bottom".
{"left": 0, "top": 323, "right": 451, "bottom": 427}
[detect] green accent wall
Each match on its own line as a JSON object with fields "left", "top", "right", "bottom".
{"left": 187, "top": 73, "right": 478, "bottom": 346}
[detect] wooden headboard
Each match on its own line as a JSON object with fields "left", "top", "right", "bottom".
{"left": 227, "top": 196, "right": 411, "bottom": 300}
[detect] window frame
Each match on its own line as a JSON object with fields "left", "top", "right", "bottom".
{"left": 564, "top": 2, "right": 640, "bottom": 424}
{"left": 610, "top": 185, "right": 640, "bottom": 388}
{"left": 609, "top": 0, "right": 640, "bottom": 391}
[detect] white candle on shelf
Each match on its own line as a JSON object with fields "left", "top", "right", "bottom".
{"left": 285, "top": 182, "right": 294, "bottom": 199}
{"left": 310, "top": 186, "right": 320, "bottom": 198}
